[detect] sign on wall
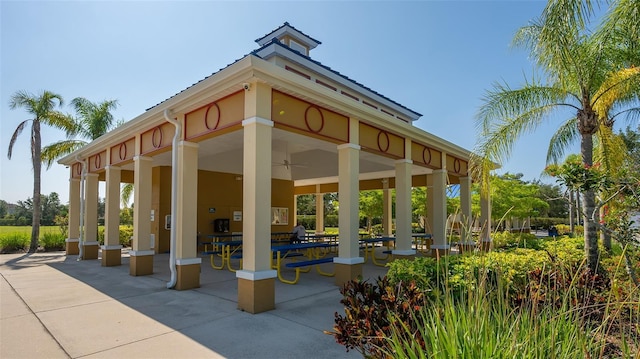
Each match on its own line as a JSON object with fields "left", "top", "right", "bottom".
{"left": 271, "top": 207, "right": 288, "bottom": 225}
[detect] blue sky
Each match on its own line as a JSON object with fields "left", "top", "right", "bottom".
{"left": 1, "top": 0, "right": 570, "bottom": 204}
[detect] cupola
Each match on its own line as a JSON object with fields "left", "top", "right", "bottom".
{"left": 255, "top": 22, "right": 321, "bottom": 57}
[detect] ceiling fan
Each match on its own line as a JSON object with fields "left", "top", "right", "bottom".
{"left": 272, "top": 158, "right": 307, "bottom": 170}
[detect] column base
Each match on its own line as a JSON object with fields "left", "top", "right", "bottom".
{"left": 175, "top": 259, "right": 202, "bottom": 290}
{"left": 129, "top": 251, "right": 154, "bottom": 276}
{"left": 430, "top": 245, "right": 451, "bottom": 258}
{"left": 101, "top": 246, "right": 122, "bottom": 266}
{"left": 237, "top": 270, "right": 276, "bottom": 314}
{"left": 66, "top": 239, "right": 79, "bottom": 255}
{"left": 82, "top": 242, "right": 99, "bottom": 260}
{"left": 391, "top": 251, "right": 416, "bottom": 261}
{"left": 334, "top": 261, "right": 363, "bottom": 286}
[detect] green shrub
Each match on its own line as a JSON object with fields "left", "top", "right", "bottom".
{"left": 40, "top": 232, "right": 65, "bottom": 251}
{"left": 119, "top": 226, "right": 133, "bottom": 246}
{"left": 492, "top": 231, "right": 542, "bottom": 250}
{"left": 0, "top": 232, "right": 29, "bottom": 253}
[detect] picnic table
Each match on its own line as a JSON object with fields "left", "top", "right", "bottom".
{"left": 412, "top": 233, "right": 433, "bottom": 254}
{"left": 360, "top": 236, "right": 395, "bottom": 266}
{"left": 271, "top": 242, "right": 336, "bottom": 284}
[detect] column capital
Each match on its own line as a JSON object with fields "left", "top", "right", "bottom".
{"left": 85, "top": 173, "right": 99, "bottom": 178}
{"left": 242, "top": 117, "right": 273, "bottom": 127}
{"left": 105, "top": 165, "right": 121, "bottom": 171}
{"left": 133, "top": 155, "right": 153, "bottom": 162}
{"left": 337, "top": 143, "right": 360, "bottom": 151}
{"left": 433, "top": 168, "right": 447, "bottom": 174}
{"left": 178, "top": 140, "right": 199, "bottom": 149}
{"left": 395, "top": 158, "right": 413, "bottom": 165}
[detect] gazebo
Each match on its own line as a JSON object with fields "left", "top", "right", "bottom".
{"left": 59, "top": 23, "right": 491, "bottom": 314}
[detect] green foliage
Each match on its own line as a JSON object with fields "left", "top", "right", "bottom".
{"left": 40, "top": 232, "right": 65, "bottom": 251}
{"left": 0, "top": 232, "right": 29, "bottom": 253}
{"left": 97, "top": 225, "right": 133, "bottom": 246}
{"left": 491, "top": 231, "right": 543, "bottom": 250}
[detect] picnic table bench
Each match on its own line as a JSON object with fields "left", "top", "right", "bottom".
{"left": 272, "top": 242, "right": 336, "bottom": 284}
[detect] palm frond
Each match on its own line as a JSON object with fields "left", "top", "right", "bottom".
{"left": 7, "top": 120, "right": 29, "bottom": 159}
{"left": 546, "top": 117, "right": 579, "bottom": 164}
{"left": 121, "top": 183, "right": 134, "bottom": 208}
{"left": 476, "top": 82, "right": 574, "bottom": 133}
{"left": 592, "top": 67, "right": 640, "bottom": 119}
{"left": 41, "top": 140, "right": 88, "bottom": 169}
{"left": 594, "top": 125, "right": 626, "bottom": 175}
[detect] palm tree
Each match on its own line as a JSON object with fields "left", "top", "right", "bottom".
{"left": 42, "top": 97, "right": 118, "bottom": 168}
{"left": 7, "top": 90, "right": 74, "bottom": 252}
{"left": 473, "top": 0, "right": 640, "bottom": 273}
{"left": 41, "top": 98, "right": 134, "bottom": 207}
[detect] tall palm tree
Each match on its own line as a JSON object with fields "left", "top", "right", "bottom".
{"left": 41, "top": 98, "right": 134, "bottom": 206}
{"left": 7, "top": 90, "right": 75, "bottom": 252}
{"left": 473, "top": 0, "right": 640, "bottom": 273}
{"left": 42, "top": 97, "right": 118, "bottom": 168}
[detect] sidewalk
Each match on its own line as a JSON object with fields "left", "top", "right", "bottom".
{"left": 1, "top": 250, "right": 387, "bottom": 358}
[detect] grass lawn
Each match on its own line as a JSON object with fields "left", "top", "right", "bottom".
{"left": 0, "top": 226, "right": 61, "bottom": 238}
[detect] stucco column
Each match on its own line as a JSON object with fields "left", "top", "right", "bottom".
{"left": 102, "top": 165, "right": 122, "bottom": 266}
{"left": 82, "top": 173, "right": 100, "bottom": 260}
{"left": 394, "top": 159, "right": 415, "bottom": 257}
{"left": 382, "top": 179, "right": 392, "bottom": 236}
{"left": 430, "top": 169, "right": 450, "bottom": 257}
{"left": 480, "top": 183, "right": 492, "bottom": 251}
{"left": 237, "top": 117, "right": 276, "bottom": 313}
{"left": 426, "top": 174, "right": 434, "bottom": 236}
{"left": 66, "top": 177, "right": 80, "bottom": 255}
{"left": 335, "top": 139, "right": 364, "bottom": 285}
{"left": 175, "top": 141, "right": 201, "bottom": 290}
{"left": 130, "top": 155, "right": 154, "bottom": 276}
{"left": 458, "top": 176, "right": 474, "bottom": 253}
{"left": 236, "top": 81, "right": 276, "bottom": 314}
{"left": 315, "top": 188, "right": 324, "bottom": 234}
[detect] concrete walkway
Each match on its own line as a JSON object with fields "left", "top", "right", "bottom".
{"left": 1, "top": 250, "right": 389, "bottom": 358}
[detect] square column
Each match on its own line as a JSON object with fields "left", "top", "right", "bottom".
{"left": 382, "top": 179, "right": 392, "bottom": 236}
{"left": 66, "top": 177, "right": 80, "bottom": 255}
{"left": 175, "top": 141, "right": 201, "bottom": 290}
{"left": 458, "top": 176, "right": 475, "bottom": 253}
{"left": 102, "top": 166, "right": 122, "bottom": 267}
{"left": 236, "top": 113, "right": 277, "bottom": 313}
{"left": 315, "top": 189, "right": 324, "bottom": 234}
{"left": 82, "top": 173, "right": 100, "bottom": 260}
{"left": 393, "top": 159, "right": 415, "bottom": 257}
{"left": 430, "top": 169, "right": 450, "bottom": 257}
{"left": 131, "top": 156, "right": 154, "bottom": 276}
{"left": 335, "top": 142, "right": 364, "bottom": 285}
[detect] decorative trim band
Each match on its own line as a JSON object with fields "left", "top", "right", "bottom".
{"left": 392, "top": 249, "right": 416, "bottom": 256}
{"left": 236, "top": 269, "right": 277, "bottom": 281}
{"left": 100, "top": 245, "right": 122, "bottom": 250}
{"left": 82, "top": 241, "right": 99, "bottom": 246}
{"left": 129, "top": 250, "right": 155, "bottom": 256}
{"left": 176, "top": 258, "right": 202, "bottom": 266}
{"left": 333, "top": 256, "right": 364, "bottom": 265}
{"left": 242, "top": 117, "right": 273, "bottom": 127}
{"left": 337, "top": 143, "right": 360, "bottom": 151}
{"left": 66, "top": 238, "right": 79, "bottom": 243}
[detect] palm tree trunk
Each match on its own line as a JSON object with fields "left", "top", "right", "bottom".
{"left": 581, "top": 132, "right": 599, "bottom": 273}
{"left": 30, "top": 120, "right": 42, "bottom": 253}
{"left": 569, "top": 190, "right": 575, "bottom": 232}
